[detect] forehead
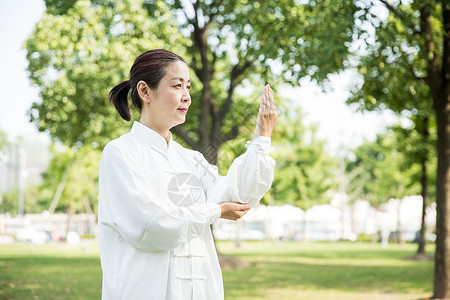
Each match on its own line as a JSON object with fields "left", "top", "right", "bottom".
{"left": 165, "top": 60, "right": 190, "bottom": 81}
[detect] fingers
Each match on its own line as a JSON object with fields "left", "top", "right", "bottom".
{"left": 235, "top": 203, "right": 251, "bottom": 210}
{"left": 219, "top": 202, "right": 252, "bottom": 221}
{"left": 260, "top": 85, "right": 268, "bottom": 112}
{"left": 236, "top": 209, "right": 249, "bottom": 219}
{"left": 255, "top": 84, "right": 278, "bottom": 137}
{"left": 267, "top": 85, "right": 276, "bottom": 111}
{"left": 234, "top": 209, "right": 249, "bottom": 220}
{"left": 260, "top": 84, "right": 276, "bottom": 113}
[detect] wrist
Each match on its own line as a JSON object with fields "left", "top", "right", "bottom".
{"left": 255, "top": 131, "right": 272, "bottom": 137}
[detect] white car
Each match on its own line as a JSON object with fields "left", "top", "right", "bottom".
{"left": 16, "top": 227, "right": 51, "bottom": 245}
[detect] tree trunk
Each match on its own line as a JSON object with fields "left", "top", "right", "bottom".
{"left": 302, "top": 211, "right": 307, "bottom": 241}
{"left": 429, "top": 6, "right": 450, "bottom": 299}
{"left": 396, "top": 198, "right": 404, "bottom": 244}
{"left": 65, "top": 205, "right": 72, "bottom": 243}
{"left": 432, "top": 92, "right": 450, "bottom": 299}
{"left": 432, "top": 90, "right": 450, "bottom": 298}
{"left": 417, "top": 157, "right": 428, "bottom": 254}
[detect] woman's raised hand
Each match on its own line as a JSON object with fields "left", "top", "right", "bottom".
{"left": 254, "top": 84, "right": 278, "bottom": 137}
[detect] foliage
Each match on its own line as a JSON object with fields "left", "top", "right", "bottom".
{"left": 213, "top": 97, "right": 336, "bottom": 209}
{"left": 27, "top": 0, "right": 357, "bottom": 164}
{"left": 345, "top": 128, "right": 421, "bottom": 207}
{"left": 347, "top": 0, "right": 438, "bottom": 204}
{"left": 0, "top": 185, "right": 44, "bottom": 215}
{"left": 348, "top": 0, "right": 437, "bottom": 197}
{"left": 269, "top": 108, "right": 337, "bottom": 210}
{"left": 350, "top": 1, "right": 449, "bottom": 295}
{"left": 26, "top": 0, "right": 184, "bottom": 148}
{"left": 26, "top": 0, "right": 359, "bottom": 218}
{"left": 37, "top": 145, "right": 101, "bottom": 214}
{"left": 389, "top": 120, "right": 437, "bottom": 202}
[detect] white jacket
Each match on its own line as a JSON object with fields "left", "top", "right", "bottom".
{"left": 98, "top": 121, "right": 274, "bottom": 300}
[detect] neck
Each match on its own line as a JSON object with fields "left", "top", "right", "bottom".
{"left": 139, "top": 118, "right": 170, "bottom": 145}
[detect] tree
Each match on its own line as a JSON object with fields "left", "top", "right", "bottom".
{"left": 38, "top": 145, "right": 101, "bottom": 216}
{"left": 350, "top": 1, "right": 449, "bottom": 297}
{"left": 27, "top": 0, "right": 357, "bottom": 165}
{"left": 272, "top": 109, "right": 336, "bottom": 208}
{"left": 345, "top": 130, "right": 421, "bottom": 242}
{"left": 26, "top": 0, "right": 358, "bottom": 247}
{"left": 26, "top": 0, "right": 182, "bottom": 149}
{"left": 0, "top": 186, "right": 42, "bottom": 215}
{"left": 390, "top": 119, "right": 437, "bottom": 253}
{"left": 270, "top": 108, "right": 338, "bottom": 239}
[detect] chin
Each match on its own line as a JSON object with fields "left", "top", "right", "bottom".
{"left": 171, "top": 118, "right": 186, "bottom": 128}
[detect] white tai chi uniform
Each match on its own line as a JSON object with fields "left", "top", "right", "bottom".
{"left": 98, "top": 121, "right": 275, "bottom": 300}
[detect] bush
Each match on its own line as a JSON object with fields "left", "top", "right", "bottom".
{"left": 357, "top": 233, "right": 373, "bottom": 242}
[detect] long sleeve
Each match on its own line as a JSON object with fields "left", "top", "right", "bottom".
{"left": 189, "top": 136, "right": 275, "bottom": 207}
{"left": 98, "top": 142, "right": 221, "bottom": 252}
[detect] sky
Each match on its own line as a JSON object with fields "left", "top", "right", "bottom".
{"left": 0, "top": 0, "right": 47, "bottom": 142}
{"left": 0, "top": 0, "right": 397, "bottom": 152}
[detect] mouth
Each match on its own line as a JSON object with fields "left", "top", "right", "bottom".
{"left": 177, "top": 107, "right": 188, "bottom": 114}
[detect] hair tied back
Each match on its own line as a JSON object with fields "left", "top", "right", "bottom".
{"left": 109, "top": 80, "right": 132, "bottom": 121}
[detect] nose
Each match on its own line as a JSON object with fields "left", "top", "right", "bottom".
{"left": 182, "top": 88, "right": 191, "bottom": 105}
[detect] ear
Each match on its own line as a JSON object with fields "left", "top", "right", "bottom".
{"left": 137, "top": 81, "right": 151, "bottom": 103}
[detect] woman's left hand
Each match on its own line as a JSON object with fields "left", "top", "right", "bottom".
{"left": 254, "top": 84, "right": 278, "bottom": 137}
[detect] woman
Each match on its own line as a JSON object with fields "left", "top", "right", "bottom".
{"left": 98, "top": 49, "right": 277, "bottom": 300}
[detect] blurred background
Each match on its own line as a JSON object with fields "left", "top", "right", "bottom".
{"left": 0, "top": 0, "right": 448, "bottom": 299}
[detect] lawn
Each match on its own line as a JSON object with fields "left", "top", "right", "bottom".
{"left": 219, "top": 241, "right": 434, "bottom": 300}
{"left": 0, "top": 240, "right": 433, "bottom": 299}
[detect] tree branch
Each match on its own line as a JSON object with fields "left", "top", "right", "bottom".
{"left": 419, "top": 3, "right": 441, "bottom": 90}
{"left": 191, "top": 5, "right": 208, "bottom": 80}
{"left": 219, "top": 60, "right": 254, "bottom": 122}
{"left": 191, "top": 65, "right": 202, "bottom": 81}
{"left": 223, "top": 125, "right": 239, "bottom": 142}
{"left": 420, "top": 5, "right": 438, "bottom": 65}
{"left": 377, "top": 0, "right": 421, "bottom": 35}
{"left": 190, "top": 1, "right": 212, "bottom": 149}
{"left": 171, "top": 125, "right": 199, "bottom": 150}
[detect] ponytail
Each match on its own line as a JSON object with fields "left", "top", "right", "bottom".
{"left": 109, "top": 80, "right": 131, "bottom": 121}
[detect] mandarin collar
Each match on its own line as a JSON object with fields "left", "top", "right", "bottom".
{"left": 130, "top": 121, "right": 172, "bottom": 155}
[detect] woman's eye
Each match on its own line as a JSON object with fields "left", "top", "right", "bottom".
{"left": 175, "top": 84, "right": 182, "bottom": 88}
{"left": 187, "top": 86, "right": 191, "bottom": 90}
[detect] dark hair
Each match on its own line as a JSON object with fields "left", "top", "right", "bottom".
{"left": 109, "top": 49, "right": 186, "bottom": 121}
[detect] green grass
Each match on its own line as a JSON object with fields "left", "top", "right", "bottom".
{"left": 0, "top": 241, "right": 433, "bottom": 299}
{"left": 0, "top": 241, "right": 101, "bottom": 300}
{"left": 219, "top": 241, "right": 434, "bottom": 300}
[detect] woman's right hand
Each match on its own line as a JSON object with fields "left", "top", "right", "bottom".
{"left": 218, "top": 202, "right": 251, "bottom": 221}
{"left": 254, "top": 84, "right": 278, "bottom": 137}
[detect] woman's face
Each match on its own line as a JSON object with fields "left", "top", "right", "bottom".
{"left": 146, "top": 60, "right": 191, "bottom": 131}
